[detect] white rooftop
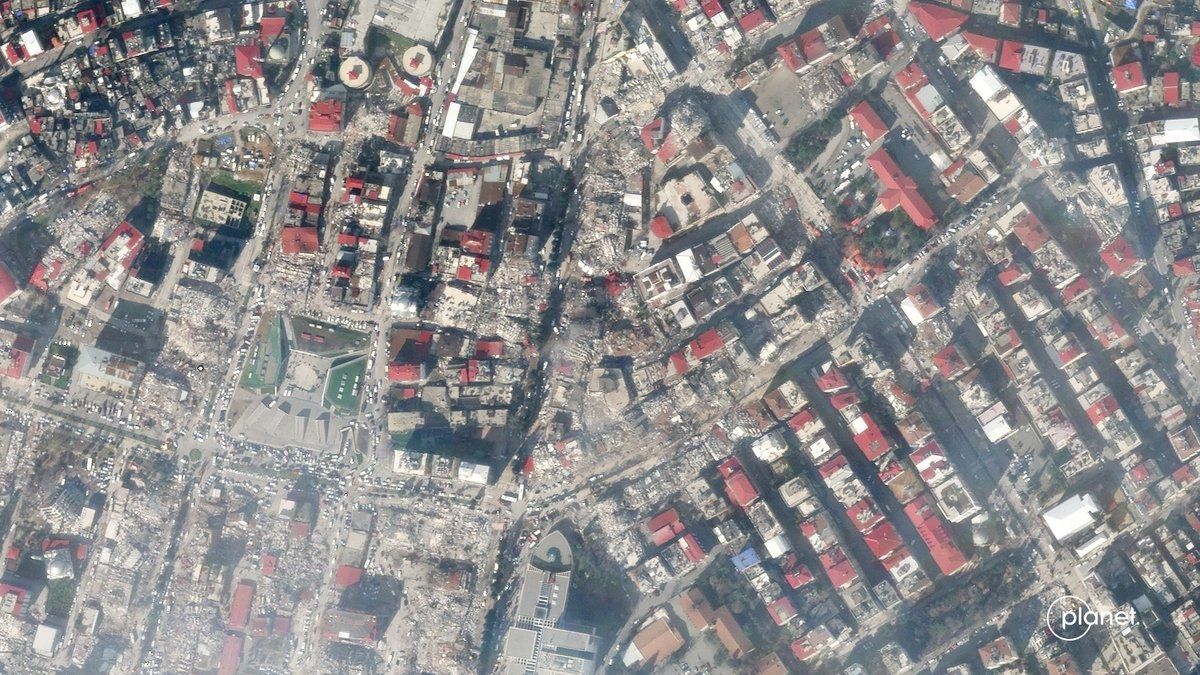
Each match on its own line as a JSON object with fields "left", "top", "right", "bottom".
{"left": 1042, "top": 493, "right": 1102, "bottom": 542}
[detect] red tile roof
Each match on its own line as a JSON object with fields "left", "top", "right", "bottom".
{"left": 1065, "top": 276, "right": 1094, "bottom": 302}
{"left": 784, "top": 563, "right": 814, "bottom": 588}
{"left": 871, "top": 29, "right": 901, "bottom": 58}
{"left": 814, "top": 366, "right": 848, "bottom": 393}
{"left": 846, "top": 497, "right": 884, "bottom": 532}
{"left": 679, "top": 533, "right": 706, "bottom": 562}
{"left": 309, "top": 99, "right": 343, "bottom": 133}
{"left": 2, "top": 335, "right": 31, "bottom": 379}
{"left": 640, "top": 117, "right": 665, "bottom": 151}
{"left": 474, "top": 339, "right": 504, "bottom": 359}
{"left": 998, "top": 40, "right": 1024, "bottom": 72}
{"left": 819, "top": 546, "right": 859, "bottom": 588}
{"left": 791, "top": 635, "right": 820, "bottom": 661}
{"left": 905, "top": 495, "right": 967, "bottom": 575}
{"left": 1112, "top": 62, "right": 1147, "bottom": 94}
{"left": 650, "top": 213, "right": 674, "bottom": 239}
{"left": 776, "top": 41, "right": 804, "bottom": 71}
{"left": 766, "top": 596, "right": 796, "bottom": 625}
{"left": 787, "top": 408, "right": 818, "bottom": 432}
{"left": 852, "top": 414, "right": 891, "bottom": 461}
{"left": 1100, "top": 236, "right": 1140, "bottom": 277}
{"left": 867, "top": 149, "right": 938, "bottom": 230}
{"left": 895, "top": 62, "right": 928, "bottom": 90}
{"left": 737, "top": 8, "right": 767, "bottom": 32}
{"left": 718, "top": 457, "right": 759, "bottom": 509}
{"left": 0, "top": 264, "right": 16, "bottom": 306}
{"left": 1012, "top": 210, "right": 1050, "bottom": 251}
{"left": 799, "top": 27, "right": 829, "bottom": 63}
{"left": 962, "top": 32, "right": 999, "bottom": 61}
{"left": 234, "top": 43, "right": 263, "bottom": 79}
{"left": 999, "top": 1, "right": 1021, "bottom": 25}
{"left": 830, "top": 390, "right": 860, "bottom": 411}
{"left": 849, "top": 100, "right": 888, "bottom": 142}
{"left": 229, "top": 581, "right": 255, "bottom": 631}
{"left": 259, "top": 15, "right": 286, "bottom": 45}
{"left": 932, "top": 344, "right": 969, "bottom": 379}
{"left": 904, "top": 283, "right": 941, "bottom": 320}
{"left": 335, "top": 564, "right": 362, "bottom": 588}
{"left": 77, "top": 7, "right": 102, "bottom": 33}
{"left": 218, "top": 634, "right": 243, "bottom": 675}
{"left": 387, "top": 362, "right": 425, "bottom": 383}
{"left": 656, "top": 133, "right": 683, "bottom": 164}
{"left": 1086, "top": 393, "right": 1120, "bottom": 425}
{"left": 863, "top": 521, "right": 904, "bottom": 559}
{"left": 690, "top": 329, "right": 725, "bottom": 359}
{"left": 908, "top": 1, "right": 968, "bottom": 41}
{"left": 647, "top": 508, "right": 686, "bottom": 546}
{"left": 668, "top": 351, "right": 689, "bottom": 376}
{"left": 1164, "top": 71, "right": 1180, "bottom": 105}
{"left": 0, "top": 583, "right": 25, "bottom": 616}
{"left": 782, "top": 554, "right": 814, "bottom": 587}
{"left": 281, "top": 226, "right": 319, "bottom": 254}
{"left": 997, "top": 262, "right": 1025, "bottom": 286}
{"left": 818, "top": 453, "right": 849, "bottom": 480}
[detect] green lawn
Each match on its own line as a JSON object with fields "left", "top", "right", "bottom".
{"left": 45, "top": 578, "right": 76, "bottom": 618}
{"left": 239, "top": 316, "right": 286, "bottom": 394}
{"left": 324, "top": 355, "right": 367, "bottom": 413}
{"left": 786, "top": 115, "right": 842, "bottom": 168}
{"left": 367, "top": 26, "right": 416, "bottom": 57}
{"left": 38, "top": 343, "right": 78, "bottom": 390}
{"left": 208, "top": 171, "right": 262, "bottom": 200}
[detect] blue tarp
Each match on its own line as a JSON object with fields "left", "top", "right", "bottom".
{"left": 731, "top": 546, "right": 761, "bottom": 571}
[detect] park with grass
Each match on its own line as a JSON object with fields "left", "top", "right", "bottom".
{"left": 324, "top": 355, "right": 367, "bottom": 413}
{"left": 239, "top": 315, "right": 287, "bottom": 395}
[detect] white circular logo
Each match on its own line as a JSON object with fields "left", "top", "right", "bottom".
{"left": 1046, "top": 595, "right": 1091, "bottom": 641}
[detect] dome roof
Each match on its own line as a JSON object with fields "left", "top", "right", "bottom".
{"left": 268, "top": 39, "right": 288, "bottom": 61}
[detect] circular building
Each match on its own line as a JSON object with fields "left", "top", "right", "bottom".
{"left": 338, "top": 55, "right": 373, "bottom": 90}
{"left": 401, "top": 45, "right": 433, "bottom": 77}
{"left": 530, "top": 531, "right": 573, "bottom": 572}
{"left": 267, "top": 36, "right": 290, "bottom": 63}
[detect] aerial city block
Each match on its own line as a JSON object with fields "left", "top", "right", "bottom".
{"left": 0, "top": 0, "right": 1198, "bottom": 673}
